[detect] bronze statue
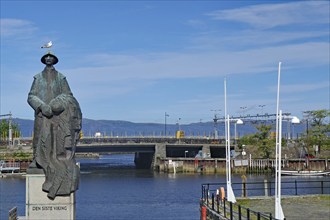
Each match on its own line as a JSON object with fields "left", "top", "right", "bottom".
{"left": 27, "top": 51, "right": 82, "bottom": 199}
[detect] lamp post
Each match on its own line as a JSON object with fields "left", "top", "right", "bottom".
{"left": 185, "top": 150, "right": 188, "bottom": 158}
{"left": 164, "top": 112, "right": 169, "bottom": 137}
{"left": 234, "top": 119, "right": 243, "bottom": 149}
{"left": 211, "top": 109, "right": 221, "bottom": 139}
{"left": 282, "top": 115, "right": 300, "bottom": 139}
{"left": 177, "top": 118, "right": 181, "bottom": 131}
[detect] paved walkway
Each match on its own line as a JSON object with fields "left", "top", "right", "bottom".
{"left": 237, "top": 195, "right": 330, "bottom": 220}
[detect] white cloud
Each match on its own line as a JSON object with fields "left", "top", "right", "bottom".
{"left": 185, "top": 19, "right": 206, "bottom": 29}
{"left": 0, "top": 18, "right": 37, "bottom": 37}
{"left": 64, "top": 41, "right": 329, "bottom": 82}
{"left": 207, "top": 1, "right": 329, "bottom": 29}
{"left": 269, "top": 81, "right": 329, "bottom": 94}
{"left": 190, "top": 30, "right": 329, "bottom": 51}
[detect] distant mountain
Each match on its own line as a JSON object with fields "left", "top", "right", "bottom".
{"left": 12, "top": 118, "right": 305, "bottom": 138}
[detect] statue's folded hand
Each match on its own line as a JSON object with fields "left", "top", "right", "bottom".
{"left": 49, "top": 99, "right": 64, "bottom": 114}
{"left": 41, "top": 103, "right": 53, "bottom": 117}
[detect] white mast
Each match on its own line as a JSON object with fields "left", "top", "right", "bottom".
{"left": 275, "top": 62, "right": 285, "bottom": 220}
{"left": 224, "top": 77, "right": 236, "bottom": 203}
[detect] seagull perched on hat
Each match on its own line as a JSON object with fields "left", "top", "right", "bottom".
{"left": 41, "top": 41, "right": 52, "bottom": 48}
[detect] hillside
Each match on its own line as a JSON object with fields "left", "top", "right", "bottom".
{"left": 11, "top": 118, "right": 305, "bottom": 138}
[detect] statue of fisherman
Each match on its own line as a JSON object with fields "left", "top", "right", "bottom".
{"left": 27, "top": 51, "right": 82, "bottom": 199}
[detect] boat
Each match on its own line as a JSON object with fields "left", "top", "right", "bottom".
{"left": 281, "top": 170, "right": 330, "bottom": 176}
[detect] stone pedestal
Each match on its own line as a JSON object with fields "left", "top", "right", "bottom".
{"left": 26, "top": 174, "right": 76, "bottom": 220}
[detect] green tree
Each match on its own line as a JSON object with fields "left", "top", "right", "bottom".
{"left": 303, "top": 109, "right": 330, "bottom": 153}
{"left": 253, "top": 124, "right": 275, "bottom": 158}
{"left": 0, "top": 119, "right": 21, "bottom": 143}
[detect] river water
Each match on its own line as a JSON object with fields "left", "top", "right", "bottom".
{"left": 1, "top": 154, "right": 329, "bottom": 220}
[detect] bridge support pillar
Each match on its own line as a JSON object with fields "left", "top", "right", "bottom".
{"left": 202, "top": 145, "right": 211, "bottom": 158}
{"left": 153, "top": 143, "right": 166, "bottom": 171}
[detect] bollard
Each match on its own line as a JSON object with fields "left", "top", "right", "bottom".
{"left": 321, "top": 181, "right": 324, "bottom": 194}
{"left": 201, "top": 205, "right": 207, "bottom": 220}
{"left": 220, "top": 187, "right": 225, "bottom": 201}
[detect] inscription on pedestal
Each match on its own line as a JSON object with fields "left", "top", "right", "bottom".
{"left": 31, "top": 205, "right": 68, "bottom": 211}
{"left": 26, "top": 174, "right": 76, "bottom": 220}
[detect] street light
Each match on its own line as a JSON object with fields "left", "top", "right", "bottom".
{"left": 185, "top": 150, "right": 188, "bottom": 158}
{"left": 177, "top": 118, "right": 181, "bottom": 131}
{"left": 234, "top": 119, "right": 244, "bottom": 149}
{"left": 211, "top": 109, "right": 221, "bottom": 139}
{"left": 282, "top": 115, "right": 300, "bottom": 139}
{"left": 290, "top": 116, "right": 300, "bottom": 124}
{"left": 164, "top": 112, "right": 169, "bottom": 137}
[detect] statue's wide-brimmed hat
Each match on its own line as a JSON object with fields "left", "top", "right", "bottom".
{"left": 41, "top": 52, "right": 58, "bottom": 65}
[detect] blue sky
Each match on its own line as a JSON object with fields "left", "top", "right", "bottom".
{"left": 1, "top": 0, "right": 329, "bottom": 124}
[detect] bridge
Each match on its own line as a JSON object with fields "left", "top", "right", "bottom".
{"left": 76, "top": 136, "right": 229, "bottom": 169}
{"left": 8, "top": 136, "right": 232, "bottom": 169}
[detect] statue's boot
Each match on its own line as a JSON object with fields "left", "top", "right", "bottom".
{"left": 26, "top": 160, "right": 44, "bottom": 174}
{"left": 28, "top": 160, "right": 37, "bottom": 168}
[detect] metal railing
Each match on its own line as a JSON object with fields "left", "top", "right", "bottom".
{"left": 201, "top": 195, "right": 275, "bottom": 220}
{"left": 8, "top": 206, "right": 17, "bottom": 220}
{"left": 202, "top": 179, "right": 330, "bottom": 198}
{"left": 0, "top": 161, "right": 20, "bottom": 173}
{"left": 201, "top": 179, "right": 330, "bottom": 220}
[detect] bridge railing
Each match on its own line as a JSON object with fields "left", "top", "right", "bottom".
{"left": 78, "top": 136, "right": 225, "bottom": 145}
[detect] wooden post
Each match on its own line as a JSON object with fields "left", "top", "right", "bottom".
{"left": 241, "top": 175, "right": 247, "bottom": 197}
{"left": 264, "top": 179, "right": 268, "bottom": 196}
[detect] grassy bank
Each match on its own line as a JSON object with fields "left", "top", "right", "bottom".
{"left": 236, "top": 195, "right": 330, "bottom": 220}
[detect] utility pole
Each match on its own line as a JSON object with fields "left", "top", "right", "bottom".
{"left": 211, "top": 109, "right": 221, "bottom": 139}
